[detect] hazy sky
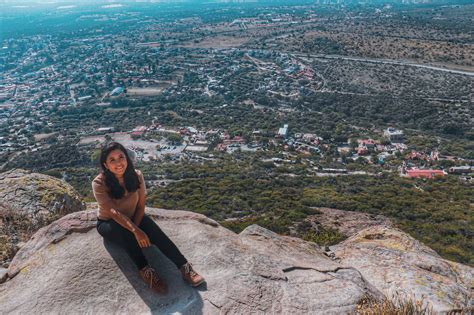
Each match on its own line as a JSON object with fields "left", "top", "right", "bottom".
{"left": 3, "top": 0, "right": 171, "bottom": 3}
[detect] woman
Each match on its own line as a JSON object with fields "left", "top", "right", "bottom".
{"left": 92, "top": 141, "right": 205, "bottom": 294}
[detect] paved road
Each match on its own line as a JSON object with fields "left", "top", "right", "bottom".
{"left": 293, "top": 52, "right": 474, "bottom": 77}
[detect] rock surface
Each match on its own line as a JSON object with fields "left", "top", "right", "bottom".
{"left": 1, "top": 206, "right": 472, "bottom": 314}
{"left": 0, "top": 169, "right": 86, "bottom": 264}
{"left": 0, "top": 169, "right": 85, "bottom": 221}
{"left": 1, "top": 208, "right": 383, "bottom": 314}
{"left": 305, "top": 207, "right": 393, "bottom": 237}
{"left": 333, "top": 225, "right": 473, "bottom": 313}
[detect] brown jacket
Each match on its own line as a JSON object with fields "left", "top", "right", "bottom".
{"left": 92, "top": 169, "right": 146, "bottom": 220}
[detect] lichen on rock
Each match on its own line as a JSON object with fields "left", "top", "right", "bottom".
{"left": 0, "top": 169, "right": 86, "bottom": 266}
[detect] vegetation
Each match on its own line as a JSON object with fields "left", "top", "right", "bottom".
{"left": 0, "top": 210, "right": 64, "bottom": 263}
{"left": 298, "top": 222, "right": 346, "bottom": 246}
{"left": 46, "top": 153, "right": 473, "bottom": 266}
{"left": 356, "top": 293, "right": 434, "bottom": 315}
{"left": 1, "top": 1, "right": 472, "bottom": 271}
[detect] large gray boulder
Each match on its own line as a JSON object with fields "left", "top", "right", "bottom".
{"left": 0, "top": 169, "right": 86, "bottom": 265}
{"left": 333, "top": 225, "right": 473, "bottom": 313}
{"left": 0, "top": 207, "right": 383, "bottom": 314}
{"left": 0, "top": 169, "right": 85, "bottom": 222}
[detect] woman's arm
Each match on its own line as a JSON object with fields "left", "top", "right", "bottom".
{"left": 110, "top": 208, "right": 139, "bottom": 233}
{"left": 92, "top": 178, "right": 139, "bottom": 234}
{"left": 133, "top": 170, "right": 146, "bottom": 226}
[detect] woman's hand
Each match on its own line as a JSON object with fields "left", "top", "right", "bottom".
{"left": 134, "top": 228, "right": 151, "bottom": 248}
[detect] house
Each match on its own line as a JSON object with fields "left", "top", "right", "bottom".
{"left": 131, "top": 130, "right": 144, "bottom": 137}
{"left": 301, "top": 133, "right": 322, "bottom": 145}
{"left": 406, "top": 150, "right": 428, "bottom": 161}
{"left": 357, "top": 139, "right": 376, "bottom": 149}
{"left": 430, "top": 151, "right": 439, "bottom": 161}
{"left": 448, "top": 166, "right": 472, "bottom": 174}
{"left": 131, "top": 131, "right": 143, "bottom": 138}
{"left": 132, "top": 126, "right": 147, "bottom": 133}
{"left": 277, "top": 124, "right": 288, "bottom": 138}
{"left": 357, "top": 146, "right": 369, "bottom": 155}
{"left": 186, "top": 126, "right": 197, "bottom": 134}
{"left": 97, "top": 127, "right": 114, "bottom": 134}
{"left": 223, "top": 135, "right": 246, "bottom": 145}
{"left": 356, "top": 139, "right": 375, "bottom": 155}
{"left": 384, "top": 127, "right": 404, "bottom": 143}
{"left": 405, "top": 169, "right": 445, "bottom": 179}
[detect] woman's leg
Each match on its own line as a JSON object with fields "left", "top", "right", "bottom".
{"left": 138, "top": 214, "right": 188, "bottom": 269}
{"left": 96, "top": 219, "right": 148, "bottom": 270}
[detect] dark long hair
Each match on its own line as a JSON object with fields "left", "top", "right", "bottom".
{"left": 99, "top": 142, "right": 141, "bottom": 199}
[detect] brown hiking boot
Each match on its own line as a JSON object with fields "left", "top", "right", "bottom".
{"left": 139, "top": 265, "right": 168, "bottom": 294}
{"left": 180, "top": 262, "right": 205, "bottom": 287}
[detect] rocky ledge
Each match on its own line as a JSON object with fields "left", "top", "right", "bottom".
{"left": 0, "top": 206, "right": 472, "bottom": 314}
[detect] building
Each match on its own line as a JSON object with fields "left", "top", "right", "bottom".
{"left": 77, "top": 95, "right": 92, "bottom": 101}
{"left": 384, "top": 127, "right": 404, "bottom": 143}
{"left": 448, "top": 166, "right": 472, "bottom": 174}
{"left": 406, "top": 150, "right": 428, "bottom": 161}
{"left": 186, "top": 126, "right": 198, "bottom": 134}
{"left": 356, "top": 139, "right": 375, "bottom": 155}
{"left": 133, "top": 126, "right": 147, "bottom": 133}
{"left": 217, "top": 143, "right": 227, "bottom": 152}
{"left": 300, "top": 133, "right": 322, "bottom": 145}
{"left": 357, "top": 139, "right": 376, "bottom": 150}
{"left": 405, "top": 169, "right": 445, "bottom": 179}
{"left": 223, "top": 135, "right": 246, "bottom": 145}
{"left": 277, "top": 124, "right": 288, "bottom": 138}
{"left": 131, "top": 126, "right": 146, "bottom": 138}
{"left": 110, "top": 87, "right": 124, "bottom": 96}
{"left": 357, "top": 146, "right": 369, "bottom": 155}
{"left": 97, "top": 127, "right": 114, "bottom": 134}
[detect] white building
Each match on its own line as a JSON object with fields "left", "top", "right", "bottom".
{"left": 384, "top": 127, "right": 404, "bottom": 143}
{"left": 97, "top": 127, "right": 115, "bottom": 134}
{"left": 278, "top": 124, "right": 288, "bottom": 137}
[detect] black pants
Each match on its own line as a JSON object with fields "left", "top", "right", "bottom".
{"left": 96, "top": 213, "right": 187, "bottom": 270}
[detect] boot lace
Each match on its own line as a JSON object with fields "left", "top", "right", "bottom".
{"left": 183, "top": 262, "right": 197, "bottom": 277}
{"left": 142, "top": 266, "right": 161, "bottom": 287}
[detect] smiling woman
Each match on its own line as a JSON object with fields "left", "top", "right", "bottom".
{"left": 92, "top": 141, "right": 205, "bottom": 294}
{"left": 104, "top": 149, "right": 128, "bottom": 188}
{"left": 95, "top": 142, "right": 142, "bottom": 216}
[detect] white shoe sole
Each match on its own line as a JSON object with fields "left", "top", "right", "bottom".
{"left": 191, "top": 279, "right": 205, "bottom": 287}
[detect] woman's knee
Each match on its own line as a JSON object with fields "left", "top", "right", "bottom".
{"left": 97, "top": 220, "right": 130, "bottom": 240}
{"left": 139, "top": 214, "right": 164, "bottom": 232}
{"left": 97, "top": 221, "right": 113, "bottom": 238}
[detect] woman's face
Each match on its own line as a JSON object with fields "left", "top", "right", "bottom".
{"left": 104, "top": 149, "right": 128, "bottom": 178}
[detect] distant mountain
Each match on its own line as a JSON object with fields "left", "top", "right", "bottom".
{"left": 3, "top": 0, "right": 473, "bottom": 6}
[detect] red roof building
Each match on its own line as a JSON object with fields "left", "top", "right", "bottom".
{"left": 357, "top": 139, "right": 376, "bottom": 147}
{"left": 131, "top": 131, "right": 144, "bottom": 137}
{"left": 216, "top": 143, "right": 227, "bottom": 151}
{"left": 406, "top": 150, "right": 428, "bottom": 161}
{"left": 406, "top": 169, "right": 445, "bottom": 179}
{"left": 357, "top": 146, "right": 369, "bottom": 155}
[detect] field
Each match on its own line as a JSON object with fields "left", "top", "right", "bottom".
{"left": 126, "top": 87, "right": 167, "bottom": 96}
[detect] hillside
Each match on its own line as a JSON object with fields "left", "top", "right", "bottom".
{"left": 0, "top": 183, "right": 472, "bottom": 314}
